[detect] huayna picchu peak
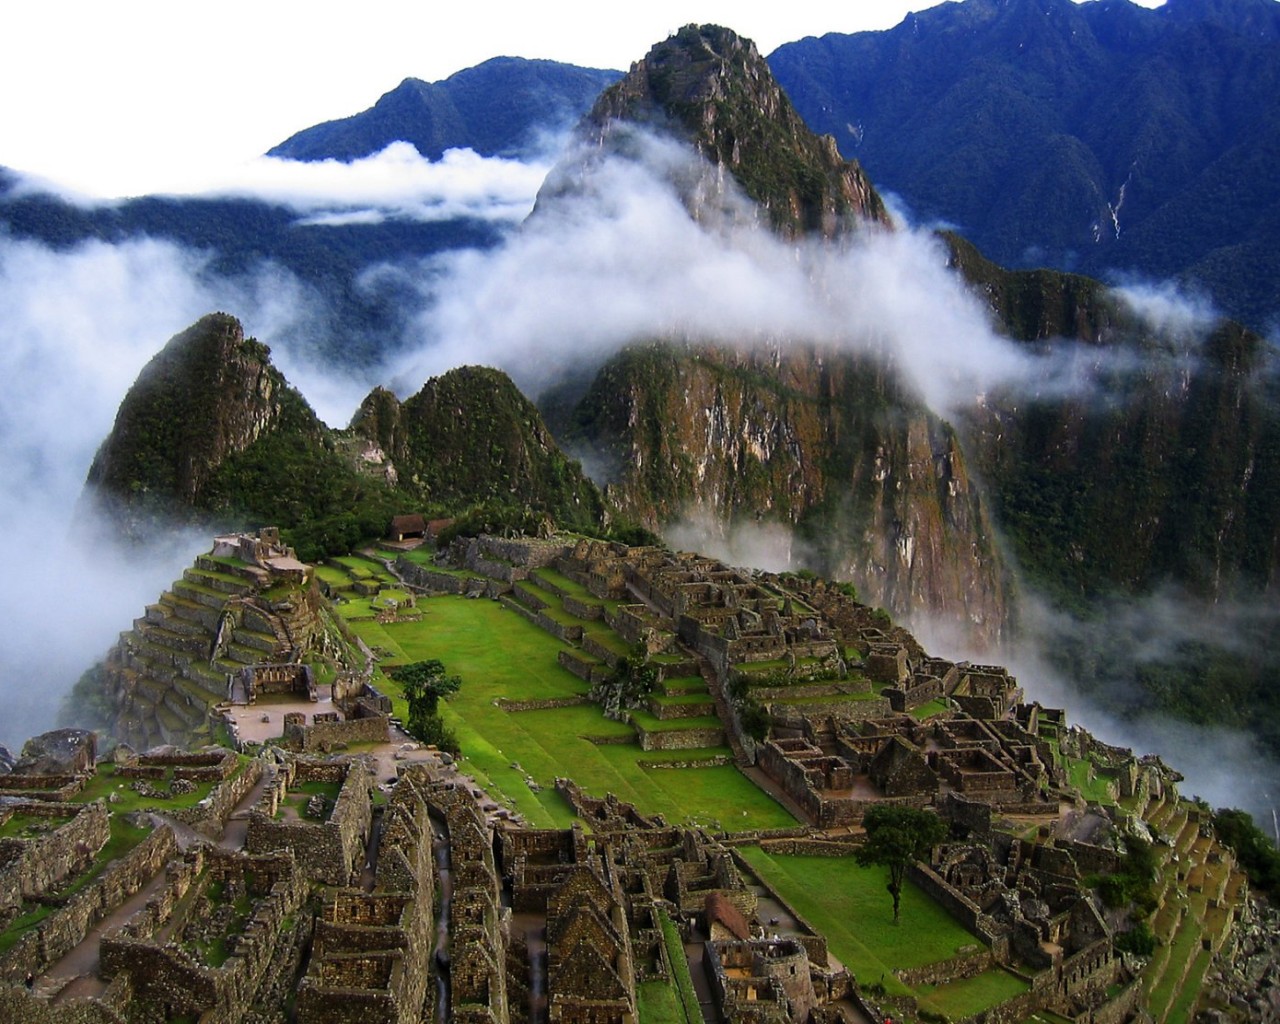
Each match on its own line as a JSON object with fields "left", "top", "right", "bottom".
{"left": 550, "top": 24, "right": 888, "bottom": 237}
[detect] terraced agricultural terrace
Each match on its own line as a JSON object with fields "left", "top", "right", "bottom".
{"left": 0, "top": 528, "right": 1261, "bottom": 1024}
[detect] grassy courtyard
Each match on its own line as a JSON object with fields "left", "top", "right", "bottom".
{"left": 739, "top": 847, "right": 998, "bottom": 1005}
{"left": 347, "top": 591, "right": 795, "bottom": 832}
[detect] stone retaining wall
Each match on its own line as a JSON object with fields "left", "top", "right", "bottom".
{"left": 0, "top": 801, "right": 110, "bottom": 921}
{"left": 0, "top": 825, "right": 179, "bottom": 984}
{"left": 634, "top": 724, "right": 725, "bottom": 752}
{"left": 169, "top": 757, "right": 263, "bottom": 838}
{"left": 557, "top": 650, "right": 609, "bottom": 685}
{"left": 908, "top": 862, "right": 1002, "bottom": 946}
{"left": 393, "top": 560, "right": 488, "bottom": 596}
{"left": 581, "top": 635, "right": 622, "bottom": 667}
{"left": 562, "top": 595, "right": 603, "bottom": 621}
{"left": 894, "top": 948, "right": 992, "bottom": 987}
{"left": 501, "top": 597, "right": 583, "bottom": 643}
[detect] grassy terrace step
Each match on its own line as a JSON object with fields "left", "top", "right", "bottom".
{"left": 650, "top": 692, "right": 716, "bottom": 708}
{"left": 1147, "top": 912, "right": 1206, "bottom": 1023}
{"left": 332, "top": 555, "right": 397, "bottom": 583}
{"left": 144, "top": 606, "right": 209, "bottom": 638}
{"left": 172, "top": 579, "right": 235, "bottom": 610}
{"left": 135, "top": 620, "right": 209, "bottom": 655}
{"left": 162, "top": 689, "right": 209, "bottom": 728}
{"left": 232, "top": 629, "right": 280, "bottom": 654}
{"left": 176, "top": 671, "right": 226, "bottom": 704}
{"left": 628, "top": 710, "right": 723, "bottom": 733}
{"left": 659, "top": 675, "right": 707, "bottom": 695}
{"left": 767, "top": 690, "right": 885, "bottom": 706}
{"left": 222, "top": 641, "right": 267, "bottom": 665}
{"left": 314, "top": 564, "right": 356, "bottom": 589}
{"left": 183, "top": 567, "right": 256, "bottom": 594}
{"left": 511, "top": 580, "right": 550, "bottom": 612}
{"left": 131, "top": 635, "right": 195, "bottom": 669}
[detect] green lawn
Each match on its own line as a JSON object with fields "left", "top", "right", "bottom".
{"left": 917, "top": 968, "right": 1029, "bottom": 1018}
{"left": 739, "top": 848, "right": 983, "bottom": 997}
{"left": 1067, "top": 758, "right": 1117, "bottom": 805}
{"left": 637, "top": 980, "right": 688, "bottom": 1024}
{"left": 350, "top": 595, "right": 794, "bottom": 832}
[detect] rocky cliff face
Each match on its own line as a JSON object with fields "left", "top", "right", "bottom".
{"left": 546, "top": 24, "right": 888, "bottom": 238}
{"left": 567, "top": 342, "right": 1010, "bottom": 643}
{"left": 83, "top": 313, "right": 309, "bottom": 537}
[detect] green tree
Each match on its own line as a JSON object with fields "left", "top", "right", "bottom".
{"left": 856, "top": 805, "right": 948, "bottom": 922}
{"left": 593, "top": 643, "right": 659, "bottom": 719}
{"left": 390, "top": 660, "right": 461, "bottom": 751}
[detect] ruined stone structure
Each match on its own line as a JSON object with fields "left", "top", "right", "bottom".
{"left": 245, "top": 755, "right": 374, "bottom": 885}
{"left": 99, "top": 845, "right": 309, "bottom": 1024}
{"left": 95, "top": 529, "right": 346, "bottom": 750}
{"left": 296, "top": 766, "right": 437, "bottom": 1024}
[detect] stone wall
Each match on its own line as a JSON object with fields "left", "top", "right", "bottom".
{"left": 633, "top": 724, "right": 725, "bottom": 752}
{"left": 558, "top": 650, "right": 610, "bottom": 685}
{"left": 393, "top": 559, "right": 488, "bottom": 596}
{"left": 907, "top": 862, "right": 1001, "bottom": 946}
{"left": 0, "top": 801, "right": 110, "bottom": 921}
{"left": 0, "top": 986, "right": 128, "bottom": 1024}
{"left": 99, "top": 847, "right": 307, "bottom": 1024}
{"left": 169, "top": 757, "right": 263, "bottom": 838}
{"left": 894, "top": 948, "right": 992, "bottom": 987}
{"left": 0, "top": 825, "right": 179, "bottom": 984}
{"left": 115, "top": 749, "right": 238, "bottom": 783}
{"left": 284, "top": 710, "right": 390, "bottom": 753}
{"left": 245, "top": 757, "right": 373, "bottom": 885}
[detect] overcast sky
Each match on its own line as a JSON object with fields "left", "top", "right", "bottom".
{"left": 3, "top": 0, "right": 1166, "bottom": 198}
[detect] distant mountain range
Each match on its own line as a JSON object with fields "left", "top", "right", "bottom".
{"left": 4, "top": 1, "right": 1278, "bottom": 339}
{"left": 269, "top": 56, "right": 621, "bottom": 162}
{"left": 770, "top": 0, "right": 1280, "bottom": 332}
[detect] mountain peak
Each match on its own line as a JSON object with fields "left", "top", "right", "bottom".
{"left": 583, "top": 24, "right": 888, "bottom": 237}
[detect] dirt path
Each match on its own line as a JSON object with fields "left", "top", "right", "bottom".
{"left": 39, "top": 866, "right": 171, "bottom": 1003}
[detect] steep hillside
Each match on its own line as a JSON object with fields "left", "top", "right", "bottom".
{"left": 948, "top": 235, "right": 1280, "bottom": 604}
{"left": 543, "top": 27, "right": 1008, "bottom": 640}
{"left": 573, "top": 24, "right": 887, "bottom": 237}
{"left": 348, "top": 368, "right": 607, "bottom": 535}
{"left": 769, "top": 0, "right": 1280, "bottom": 331}
{"left": 269, "top": 57, "right": 621, "bottom": 162}
{"left": 82, "top": 316, "right": 608, "bottom": 558}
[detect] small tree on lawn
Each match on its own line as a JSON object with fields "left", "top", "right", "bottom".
{"left": 856, "top": 804, "right": 948, "bottom": 923}
{"left": 390, "top": 660, "right": 461, "bottom": 752}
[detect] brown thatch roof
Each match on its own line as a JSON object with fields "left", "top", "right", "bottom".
{"left": 390, "top": 514, "right": 426, "bottom": 536}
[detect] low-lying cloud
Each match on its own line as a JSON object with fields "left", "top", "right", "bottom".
{"left": 11, "top": 142, "right": 551, "bottom": 227}
{"left": 385, "top": 131, "right": 1241, "bottom": 418}
{"left": 0, "top": 233, "right": 374, "bottom": 747}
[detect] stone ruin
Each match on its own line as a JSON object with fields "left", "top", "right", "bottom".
{"left": 95, "top": 528, "right": 339, "bottom": 751}
{"left": 245, "top": 755, "right": 375, "bottom": 886}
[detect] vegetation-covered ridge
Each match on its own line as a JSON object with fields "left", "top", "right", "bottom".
{"left": 81, "top": 316, "right": 611, "bottom": 562}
